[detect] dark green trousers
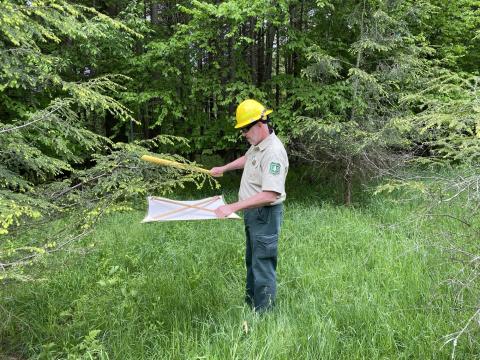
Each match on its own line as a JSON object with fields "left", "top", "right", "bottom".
{"left": 244, "top": 203, "right": 283, "bottom": 313}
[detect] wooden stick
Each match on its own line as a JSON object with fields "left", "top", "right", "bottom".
{"left": 141, "top": 155, "right": 218, "bottom": 176}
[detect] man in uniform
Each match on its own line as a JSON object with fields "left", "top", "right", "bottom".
{"left": 210, "top": 99, "right": 288, "bottom": 313}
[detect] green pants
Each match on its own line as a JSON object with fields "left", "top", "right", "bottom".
{"left": 244, "top": 203, "right": 283, "bottom": 312}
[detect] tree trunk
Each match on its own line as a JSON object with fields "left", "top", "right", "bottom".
{"left": 292, "top": 0, "right": 304, "bottom": 77}
{"left": 227, "top": 35, "right": 236, "bottom": 114}
{"left": 264, "top": 22, "right": 275, "bottom": 84}
{"left": 256, "top": 23, "right": 265, "bottom": 85}
{"left": 249, "top": 18, "right": 257, "bottom": 84}
{"left": 151, "top": 3, "right": 160, "bottom": 25}
{"left": 275, "top": 27, "right": 280, "bottom": 107}
{"left": 343, "top": 0, "right": 366, "bottom": 205}
{"left": 143, "top": 102, "right": 150, "bottom": 139}
{"left": 343, "top": 159, "right": 352, "bottom": 206}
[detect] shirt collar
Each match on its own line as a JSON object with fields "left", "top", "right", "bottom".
{"left": 254, "top": 132, "right": 275, "bottom": 152}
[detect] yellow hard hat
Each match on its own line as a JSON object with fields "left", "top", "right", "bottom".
{"left": 235, "top": 99, "right": 273, "bottom": 129}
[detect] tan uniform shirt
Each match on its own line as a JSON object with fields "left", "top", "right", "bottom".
{"left": 239, "top": 132, "right": 289, "bottom": 205}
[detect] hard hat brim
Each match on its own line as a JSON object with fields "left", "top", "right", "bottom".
{"left": 234, "top": 109, "right": 273, "bottom": 129}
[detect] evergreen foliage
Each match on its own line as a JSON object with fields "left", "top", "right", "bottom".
{"left": 401, "top": 72, "right": 479, "bottom": 164}
{"left": 1, "top": 1, "right": 134, "bottom": 235}
{"left": 0, "top": 1, "right": 216, "bottom": 278}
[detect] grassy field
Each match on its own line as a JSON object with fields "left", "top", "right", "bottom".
{"left": 1, "top": 175, "right": 478, "bottom": 359}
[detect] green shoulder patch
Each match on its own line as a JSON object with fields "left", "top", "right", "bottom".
{"left": 269, "top": 162, "right": 281, "bottom": 175}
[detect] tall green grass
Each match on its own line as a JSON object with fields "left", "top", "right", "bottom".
{"left": 1, "top": 177, "right": 478, "bottom": 359}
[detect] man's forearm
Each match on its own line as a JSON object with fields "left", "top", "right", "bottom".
{"left": 210, "top": 156, "right": 246, "bottom": 178}
{"left": 229, "top": 191, "right": 278, "bottom": 213}
{"left": 223, "top": 155, "right": 246, "bottom": 172}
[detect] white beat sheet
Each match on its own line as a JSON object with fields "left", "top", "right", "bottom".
{"left": 142, "top": 195, "right": 241, "bottom": 222}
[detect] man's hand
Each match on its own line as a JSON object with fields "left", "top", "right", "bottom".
{"left": 210, "top": 166, "right": 224, "bottom": 177}
{"left": 215, "top": 204, "right": 234, "bottom": 218}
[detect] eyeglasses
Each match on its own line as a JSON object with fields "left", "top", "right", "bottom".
{"left": 240, "top": 121, "right": 257, "bottom": 134}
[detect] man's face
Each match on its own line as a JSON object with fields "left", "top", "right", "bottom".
{"left": 241, "top": 122, "right": 260, "bottom": 145}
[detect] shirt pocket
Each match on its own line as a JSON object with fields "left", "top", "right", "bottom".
{"left": 247, "top": 159, "right": 262, "bottom": 185}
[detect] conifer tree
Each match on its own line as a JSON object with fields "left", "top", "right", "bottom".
{"left": 0, "top": 1, "right": 213, "bottom": 278}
